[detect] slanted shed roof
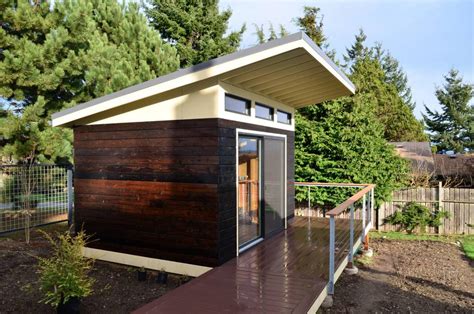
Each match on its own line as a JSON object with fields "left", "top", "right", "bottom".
{"left": 52, "top": 32, "right": 355, "bottom": 127}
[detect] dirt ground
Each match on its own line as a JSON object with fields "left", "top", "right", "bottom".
{"left": 324, "top": 239, "right": 474, "bottom": 313}
{"left": 2, "top": 226, "right": 473, "bottom": 313}
{"left": 0, "top": 225, "right": 185, "bottom": 314}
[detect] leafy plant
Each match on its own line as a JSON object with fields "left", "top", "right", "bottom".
{"left": 37, "top": 230, "right": 94, "bottom": 307}
{"left": 383, "top": 202, "right": 449, "bottom": 234}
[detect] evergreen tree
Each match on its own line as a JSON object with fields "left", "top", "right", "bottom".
{"left": 375, "top": 44, "right": 416, "bottom": 110}
{"left": 423, "top": 69, "right": 474, "bottom": 153}
{"left": 293, "top": 8, "right": 410, "bottom": 204}
{"left": 145, "top": 0, "right": 245, "bottom": 68}
{"left": 343, "top": 29, "right": 370, "bottom": 69}
{"left": 254, "top": 23, "right": 288, "bottom": 44}
{"left": 294, "top": 6, "right": 335, "bottom": 59}
{"left": 344, "top": 30, "right": 426, "bottom": 141}
{"left": 0, "top": 0, "right": 179, "bottom": 163}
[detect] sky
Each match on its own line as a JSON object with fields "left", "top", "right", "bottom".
{"left": 219, "top": 0, "right": 474, "bottom": 118}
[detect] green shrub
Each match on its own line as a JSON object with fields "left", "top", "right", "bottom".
{"left": 37, "top": 230, "right": 94, "bottom": 307}
{"left": 383, "top": 202, "right": 449, "bottom": 234}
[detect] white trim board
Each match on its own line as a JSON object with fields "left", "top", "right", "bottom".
{"left": 82, "top": 247, "right": 211, "bottom": 277}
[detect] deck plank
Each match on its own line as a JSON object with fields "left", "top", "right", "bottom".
{"left": 133, "top": 217, "right": 362, "bottom": 314}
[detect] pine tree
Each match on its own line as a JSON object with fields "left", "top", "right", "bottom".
{"left": 253, "top": 23, "right": 288, "bottom": 44}
{"left": 293, "top": 8, "right": 409, "bottom": 204}
{"left": 423, "top": 69, "right": 474, "bottom": 153}
{"left": 344, "top": 31, "right": 426, "bottom": 142}
{"left": 0, "top": 0, "right": 179, "bottom": 163}
{"left": 294, "top": 6, "right": 335, "bottom": 59}
{"left": 375, "top": 45, "right": 416, "bottom": 110}
{"left": 145, "top": 0, "right": 245, "bottom": 68}
{"left": 344, "top": 29, "right": 370, "bottom": 69}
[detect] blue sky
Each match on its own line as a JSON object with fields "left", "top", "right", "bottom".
{"left": 220, "top": 0, "right": 473, "bottom": 118}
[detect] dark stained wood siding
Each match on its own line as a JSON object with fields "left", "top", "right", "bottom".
{"left": 73, "top": 118, "right": 295, "bottom": 267}
{"left": 74, "top": 119, "right": 223, "bottom": 266}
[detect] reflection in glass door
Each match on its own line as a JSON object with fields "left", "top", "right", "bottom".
{"left": 263, "top": 137, "right": 285, "bottom": 236}
{"left": 238, "top": 136, "right": 261, "bottom": 247}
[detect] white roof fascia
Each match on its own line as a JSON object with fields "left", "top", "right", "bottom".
{"left": 52, "top": 32, "right": 355, "bottom": 127}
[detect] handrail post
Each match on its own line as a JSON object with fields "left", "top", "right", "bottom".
{"left": 348, "top": 205, "right": 354, "bottom": 266}
{"left": 370, "top": 187, "right": 374, "bottom": 226}
{"left": 328, "top": 215, "right": 335, "bottom": 295}
{"left": 307, "top": 186, "right": 311, "bottom": 217}
{"left": 361, "top": 194, "right": 366, "bottom": 243}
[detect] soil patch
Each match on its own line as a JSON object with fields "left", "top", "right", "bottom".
{"left": 0, "top": 224, "right": 184, "bottom": 313}
{"left": 324, "top": 239, "right": 474, "bottom": 313}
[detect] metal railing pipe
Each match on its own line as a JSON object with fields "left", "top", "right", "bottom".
{"left": 328, "top": 215, "right": 335, "bottom": 295}
{"left": 348, "top": 204, "right": 354, "bottom": 266}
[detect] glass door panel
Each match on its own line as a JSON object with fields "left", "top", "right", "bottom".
{"left": 263, "top": 137, "right": 285, "bottom": 236}
{"left": 238, "top": 136, "right": 261, "bottom": 247}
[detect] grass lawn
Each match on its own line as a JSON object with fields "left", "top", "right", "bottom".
{"left": 461, "top": 235, "right": 474, "bottom": 260}
{"left": 370, "top": 231, "right": 474, "bottom": 260}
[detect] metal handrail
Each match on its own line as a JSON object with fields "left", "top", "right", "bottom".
{"left": 296, "top": 182, "right": 375, "bottom": 298}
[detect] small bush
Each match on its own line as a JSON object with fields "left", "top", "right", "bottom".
{"left": 37, "top": 230, "right": 94, "bottom": 307}
{"left": 383, "top": 202, "right": 449, "bottom": 234}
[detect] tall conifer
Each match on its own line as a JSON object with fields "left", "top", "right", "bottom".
{"left": 0, "top": 0, "right": 179, "bottom": 163}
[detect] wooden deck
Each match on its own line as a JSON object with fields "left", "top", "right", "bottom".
{"left": 134, "top": 216, "right": 363, "bottom": 314}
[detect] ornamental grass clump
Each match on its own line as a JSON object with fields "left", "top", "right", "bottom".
{"left": 37, "top": 230, "right": 94, "bottom": 308}
{"left": 383, "top": 201, "right": 449, "bottom": 234}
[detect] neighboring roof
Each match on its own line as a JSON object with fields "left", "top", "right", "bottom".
{"left": 52, "top": 32, "right": 355, "bottom": 127}
{"left": 390, "top": 142, "right": 435, "bottom": 173}
{"left": 434, "top": 154, "right": 474, "bottom": 180}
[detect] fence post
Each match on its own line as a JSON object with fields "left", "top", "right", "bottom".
{"left": 348, "top": 205, "right": 354, "bottom": 266}
{"left": 67, "top": 168, "right": 73, "bottom": 227}
{"left": 328, "top": 215, "right": 335, "bottom": 295}
{"left": 438, "top": 181, "right": 443, "bottom": 234}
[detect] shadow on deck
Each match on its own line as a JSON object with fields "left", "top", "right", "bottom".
{"left": 134, "top": 216, "right": 363, "bottom": 314}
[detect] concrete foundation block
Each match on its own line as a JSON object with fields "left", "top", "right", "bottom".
{"left": 363, "top": 248, "right": 374, "bottom": 257}
{"left": 345, "top": 265, "right": 359, "bottom": 275}
{"left": 321, "top": 295, "right": 333, "bottom": 308}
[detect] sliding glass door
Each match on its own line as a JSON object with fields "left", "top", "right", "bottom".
{"left": 263, "top": 137, "right": 285, "bottom": 236}
{"left": 237, "top": 133, "right": 286, "bottom": 250}
{"left": 238, "top": 136, "right": 261, "bottom": 247}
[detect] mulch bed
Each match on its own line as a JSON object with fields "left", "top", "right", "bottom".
{"left": 324, "top": 238, "right": 474, "bottom": 313}
{"left": 2, "top": 225, "right": 473, "bottom": 313}
{"left": 0, "top": 224, "right": 185, "bottom": 313}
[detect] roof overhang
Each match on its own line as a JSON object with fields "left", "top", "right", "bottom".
{"left": 52, "top": 32, "right": 355, "bottom": 127}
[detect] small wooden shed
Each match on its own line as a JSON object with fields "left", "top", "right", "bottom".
{"left": 53, "top": 32, "right": 355, "bottom": 271}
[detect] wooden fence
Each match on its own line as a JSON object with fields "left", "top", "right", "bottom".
{"left": 376, "top": 184, "right": 474, "bottom": 235}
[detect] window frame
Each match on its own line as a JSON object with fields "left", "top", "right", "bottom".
{"left": 277, "top": 110, "right": 292, "bottom": 125}
{"left": 255, "top": 102, "right": 274, "bottom": 121}
{"left": 224, "top": 93, "right": 251, "bottom": 116}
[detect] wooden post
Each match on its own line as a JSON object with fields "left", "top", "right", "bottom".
{"left": 67, "top": 168, "right": 73, "bottom": 227}
{"left": 438, "top": 181, "right": 443, "bottom": 234}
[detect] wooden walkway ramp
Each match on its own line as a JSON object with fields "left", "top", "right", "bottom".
{"left": 134, "top": 217, "right": 362, "bottom": 314}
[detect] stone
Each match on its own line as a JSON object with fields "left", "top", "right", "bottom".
{"left": 321, "top": 295, "right": 334, "bottom": 308}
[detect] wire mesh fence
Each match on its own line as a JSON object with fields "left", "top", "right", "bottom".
{"left": 0, "top": 164, "right": 72, "bottom": 234}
